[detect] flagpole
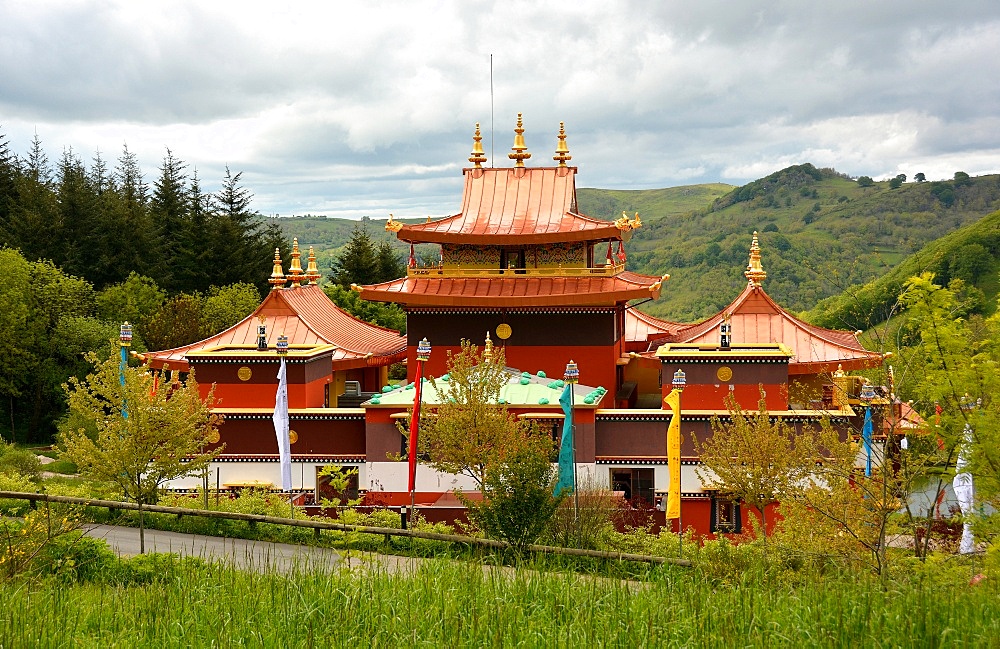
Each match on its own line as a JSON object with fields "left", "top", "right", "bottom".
{"left": 119, "top": 322, "right": 132, "bottom": 419}
{"left": 563, "top": 361, "right": 580, "bottom": 520}
{"left": 408, "top": 338, "right": 431, "bottom": 513}
{"left": 665, "top": 368, "right": 686, "bottom": 555}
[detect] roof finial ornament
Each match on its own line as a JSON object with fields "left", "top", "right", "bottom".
{"left": 385, "top": 213, "right": 403, "bottom": 233}
{"left": 744, "top": 231, "right": 767, "bottom": 287}
{"left": 268, "top": 248, "right": 286, "bottom": 290}
{"left": 288, "top": 238, "right": 304, "bottom": 285}
{"left": 469, "top": 122, "right": 487, "bottom": 168}
{"left": 553, "top": 121, "right": 571, "bottom": 167}
{"left": 484, "top": 331, "right": 494, "bottom": 362}
{"left": 304, "top": 246, "right": 322, "bottom": 284}
{"left": 508, "top": 113, "right": 531, "bottom": 167}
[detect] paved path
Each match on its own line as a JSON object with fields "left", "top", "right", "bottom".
{"left": 83, "top": 523, "right": 427, "bottom": 574}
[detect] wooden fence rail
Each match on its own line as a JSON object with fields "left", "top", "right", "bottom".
{"left": 0, "top": 491, "right": 692, "bottom": 567}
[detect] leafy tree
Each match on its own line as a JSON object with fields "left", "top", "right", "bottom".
{"left": 323, "top": 284, "right": 405, "bottom": 333}
{"left": 954, "top": 171, "right": 971, "bottom": 186}
{"left": 462, "top": 444, "right": 564, "bottom": 554}
{"left": 889, "top": 174, "right": 906, "bottom": 189}
{"left": 415, "top": 339, "right": 552, "bottom": 489}
{"left": 857, "top": 176, "right": 874, "bottom": 188}
{"left": 0, "top": 249, "right": 33, "bottom": 441}
{"left": 200, "top": 283, "right": 261, "bottom": 338}
{"left": 95, "top": 273, "right": 167, "bottom": 346}
{"left": 914, "top": 172, "right": 926, "bottom": 183}
{"left": 142, "top": 293, "right": 203, "bottom": 351}
{"left": 60, "top": 350, "right": 222, "bottom": 552}
{"left": 696, "top": 390, "right": 836, "bottom": 539}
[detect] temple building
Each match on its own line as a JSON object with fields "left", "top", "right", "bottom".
{"left": 146, "top": 117, "right": 890, "bottom": 535}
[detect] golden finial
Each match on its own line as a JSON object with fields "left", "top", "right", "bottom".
{"left": 385, "top": 213, "right": 403, "bottom": 233}
{"left": 469, "top": 122, "right": 487, "bottom": 168}
{"left": 508, "top": 113, "right": 531, "bottom": 167}
{"left": 483, "top": 331, "right": 494, "bottom": 362}
{"left": 305, "top": 246, "right": 322, "bottom": 284}
{"left": 744, "top": 231, "right": 767, "bottom": 287}
{"left": 287, "top": 238, "right": 304, "bottom": 284}
{"left": 553, "top": 121, "right": 571, "bottom": 166}
{"left": 268, "top": 248, "right": 286, "bottom": 290}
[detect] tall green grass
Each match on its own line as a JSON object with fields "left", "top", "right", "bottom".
{"left": 1, "top": 557, "right": 995, "bottom": 647}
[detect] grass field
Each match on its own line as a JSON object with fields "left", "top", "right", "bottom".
{"left": 2, "top": 554, "right": 996, "bottom": 647}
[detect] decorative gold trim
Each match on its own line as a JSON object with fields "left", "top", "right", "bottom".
{"left": 385, "top": 213, "right": 403, "bottom": 233}
{"left": 469, "top": 123, "right": 487, "bottom": 168}
{"left": 508, "top": 113, "right": 532, "bottom": 167}
{"left": 745, "top": 231, "right": 767, "bottom": 287}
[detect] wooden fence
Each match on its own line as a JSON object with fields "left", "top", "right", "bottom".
{"left": 0, "top": 491, "right": 692, "bottom": 567}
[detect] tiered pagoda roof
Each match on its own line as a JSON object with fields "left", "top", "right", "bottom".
{"left": 631, "top": 232, "right": 885, "bottom": 374}
{"left": 140, "top": 243, "right": 407, "bottom": 373}
{"left": 358, "top": 117, "right": 667, "bottom": 307}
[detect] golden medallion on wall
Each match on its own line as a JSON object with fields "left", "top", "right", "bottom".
{"left": 237, "top": 366, "right": 252, "bottom": 381}
{"left": 717, "top": 366, "right": 733, "bottom": 382}
{"left": 207, "top": 429, "right": 221, "bottom": 444}
{"left": 289, "top": 430, "right": 298, "bottom": 445}
{"left": 496, "top": 323, "right": 512, "bottom": 340}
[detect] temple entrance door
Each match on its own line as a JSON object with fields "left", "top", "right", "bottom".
{"left": 610, "top": 468, "right": 654, "bottom": 505}
{"left": 499, "top": 248, "right": 526, "bottom": 274}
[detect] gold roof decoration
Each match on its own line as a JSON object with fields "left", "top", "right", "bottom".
{"left": 614, "top": 211, "right": 643, "bottom": 242}
{"left": 469, "top": 122, "right": 487, "bottom": 168}
{"left": 483, "top": 330, "right": 494, "bottom": 362}
{"left": 744, "top": 231, "right": 767, "bottom": 287}
{"left": 304, "top": 246, "right": 322, "bottom": 284}
{"left": 385, "top": 213, "right": 403, "bottom": 233}
{"left": 268, "top": 248, "right": 286, "bottom": 290}
{"left": 508, "top": 113, "right": 532, "bottom": 167}
{"left": 553, "top": 121, "right": 571, "bottom": 167}
{"left": 287, "top": 238, "right": 304, "bottom": 284}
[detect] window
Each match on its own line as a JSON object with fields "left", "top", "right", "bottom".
{"left": 710, "top": 496, "right": 741, "bottom": 533}
{"left": 610, "top": 468, "right": 654, "bottom": 505}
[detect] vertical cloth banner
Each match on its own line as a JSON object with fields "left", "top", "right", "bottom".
{"left": 556, "top": 384, "right": 575, "bottom": 496}
{"left": 407, "top": 359, "right": 424, "bottom": 494}
{"left": 663, "top": 388, "right": 682, "bottom": 519}
{"left": 954, "top": 423, "right": 976, "bottom": 554}
{"left": 272, "top": 357, "right": 292, "bottom": 492}
{"left": 862, "top": 405, "right": 874, "bottom": 477}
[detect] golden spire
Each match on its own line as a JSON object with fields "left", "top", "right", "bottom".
{"left": 305, "top": 246, "right": 322, "bottom": 284}
{"left": 553, "top": 121, "right": 571, "bottom": 166}
{"left": 508, "top": 113, "right": 531, "bottom": 167}
{"left": 268, "top": 248, "right": 286, "bottom": 290}
{"left": 287, "top": 238, "right": 304, "bottom": 284}
{"left": 483, "top": 331, "right": 494, "bottom": 362}
{"left": 744, "top": 231, "right": 767, "bottom": 287}
{"left": 385, "top": 213, "right": 403, "bottom": 233}
{"left": 469, "top": 122, "right": 487, "bottom": 168}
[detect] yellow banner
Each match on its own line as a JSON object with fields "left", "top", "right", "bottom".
{"left": 664, "top": 389, "right": 681, "bottom": 519}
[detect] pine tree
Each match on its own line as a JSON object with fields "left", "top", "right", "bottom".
{"left": 109, "top": 144, "right": 155, "bottom": 281}
{"left": 0, "top": 127, "right": 20, "bottom": 248}
{"left": 56, "top": 147, "right": 101, "bottom": 279}
{"left": 374, "top": 236, "right": 405, "bottom": 282}
{"left": 9, "top": 134, "right": 58, "bottom": 262}
{"left": 149, "top": 149, "right": 190, "bottom": 292}
{"left": 211, "top": 166, "right": 268, "bottom": 288}
{"left": 329, "top": 223, "right": 378, "bottom": 287}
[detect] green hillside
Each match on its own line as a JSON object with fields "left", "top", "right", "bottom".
{"left": 576, "top": 184, "right": 734, "bottom": 221}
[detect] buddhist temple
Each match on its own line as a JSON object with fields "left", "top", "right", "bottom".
{"left": 145, "top": 117, "right": 890, "bottom": 536}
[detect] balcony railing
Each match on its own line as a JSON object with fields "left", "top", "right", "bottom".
{"left": 407, "top": 262, "right": 626, "bottom": 278}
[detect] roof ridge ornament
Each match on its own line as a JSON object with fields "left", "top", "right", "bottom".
{"left": 553, "top": 121, "right": 571, "bottom": 167}
{"left": 268, "top": 248, "right": 286, "bottom": 290}
{"left": 288, "top": 238, "right": 304, "bottom": 285}
{"left": 508, "top": 113, "right": 531, "bottom": 167}
{"left": 304, "top": 246, "right": 322, "bottom": 284}
{"left": 385, "top": 213, "right": 403, "bottom": 233}
{"left": 745, "top": 231, "right": 767, "bottom": 287}
{"left": 469, "top": 123, "right": 487, "bottom": 168}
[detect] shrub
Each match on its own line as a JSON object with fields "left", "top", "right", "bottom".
{"left": 0, "top": 444, "right": 42, "bottom": 483}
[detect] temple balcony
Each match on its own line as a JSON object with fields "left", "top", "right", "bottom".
{"left": 407, "top": 261, "right": 627, "bottom": 278}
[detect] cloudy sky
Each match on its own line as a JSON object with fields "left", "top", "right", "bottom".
{"left": 3, "top": 1, "right": 1000, "bottom": 219}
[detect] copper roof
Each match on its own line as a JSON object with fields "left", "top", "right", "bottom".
{"left": 649, "top": 283, "right": 883, "bottom": 373}
{"left": 624, "top": 309, "right": 684, "bottom": 352}
{"left": 396, "top": 167, "right": 622, "bottom": 245}
{"left": 358, "top": 271, "right": 666, "bottom": 307}
{"left": 142, "top": 284, "right": 406, "bottom": 373}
